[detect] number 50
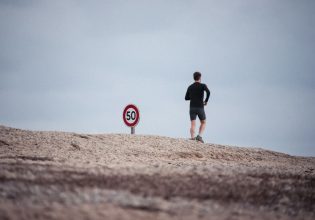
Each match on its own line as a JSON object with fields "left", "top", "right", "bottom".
{"left": 126, "top": 110, "right": 136, "bottom": 120}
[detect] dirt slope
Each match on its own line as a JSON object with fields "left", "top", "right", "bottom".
{"left": 0, "top": 125, "right": 314, "bottom": 220}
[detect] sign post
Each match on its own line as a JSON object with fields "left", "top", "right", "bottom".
{"left": 123, "top": 104, "right": 140, "bottom": 134}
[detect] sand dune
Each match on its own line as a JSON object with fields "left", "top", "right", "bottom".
{"left": 0, "top": 125, "right": 314, "bottom": 220}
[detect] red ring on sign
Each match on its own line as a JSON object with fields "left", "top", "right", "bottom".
{"left": 123, "top": 104, "right": 140, "bottom": 127}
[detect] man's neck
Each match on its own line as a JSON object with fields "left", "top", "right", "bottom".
{"left": 195, "top": 80, "right": 201, "bottom": 83}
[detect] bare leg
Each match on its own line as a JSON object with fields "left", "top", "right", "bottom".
{"left": 199, "top": 120, "right": 206, "bottom": 136}
{"left": 190, "top": 120, "right": 196, "bottom": 139}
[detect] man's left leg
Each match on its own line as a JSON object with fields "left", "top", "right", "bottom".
{"left": 190, "top": 120, "right": 196, "bottom": 139}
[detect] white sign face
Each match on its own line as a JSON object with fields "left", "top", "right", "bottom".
{"left": 123, "top": 104, "right": 140, "bottom": 127}
{"left": 125, "top": 107, "right": 137, "bottom": 124}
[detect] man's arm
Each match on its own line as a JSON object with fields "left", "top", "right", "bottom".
{"left": 185, "top": 87, "right": 190, "bottom": 100}
{"left": 204, "top": 84, "right": 210, "bottom": 104}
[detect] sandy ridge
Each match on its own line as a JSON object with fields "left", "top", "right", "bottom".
{"left": 0, "top": 125, "right": 314, "bottom": 220}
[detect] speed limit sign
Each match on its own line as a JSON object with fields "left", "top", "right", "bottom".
{"left": 123, "top": 104, "right": 140, "bottom": 134}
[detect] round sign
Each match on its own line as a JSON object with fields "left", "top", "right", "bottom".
{"left": 123, "top": 104, "right": 140, "bottom": 127}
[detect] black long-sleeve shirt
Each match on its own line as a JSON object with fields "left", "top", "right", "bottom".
{"left": 185, "top": 82, "right": 210, "bottom": 108}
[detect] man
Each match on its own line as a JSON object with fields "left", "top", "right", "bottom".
{"left": 185, "top": 72, "right": 210, "bottom": 143}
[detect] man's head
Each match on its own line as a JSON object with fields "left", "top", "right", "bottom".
{"left": 193, "top": 72, "right": 201, "bottom": 82}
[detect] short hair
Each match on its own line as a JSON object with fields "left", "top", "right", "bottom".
{"left": 193, "top": 72, "right": 201, "bottom": 81}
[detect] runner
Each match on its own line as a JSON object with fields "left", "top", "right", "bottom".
{"left": 185, "top": 72, "right": 210, "bottom": 143}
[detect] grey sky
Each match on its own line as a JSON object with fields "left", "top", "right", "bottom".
{"left": 1, "top": 0, "right": 315, "bottom": 156}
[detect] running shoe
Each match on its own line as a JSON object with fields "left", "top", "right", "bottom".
{"left": 196, "top": 135, "right": 204, "bottom": 143}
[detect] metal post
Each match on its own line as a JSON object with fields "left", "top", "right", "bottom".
{"left": 131, "top": 127, "right": 135, "bottom": 134}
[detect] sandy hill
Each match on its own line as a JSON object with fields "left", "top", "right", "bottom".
{"left": 0, "top": 125, "right": 314, "bottom": 220}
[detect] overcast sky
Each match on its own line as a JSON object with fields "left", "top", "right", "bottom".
{"left": 1, "top": 0, "right": 314, "bottom": 156}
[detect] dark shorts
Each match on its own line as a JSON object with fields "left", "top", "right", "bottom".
{"left": 189, "top": 107, "right": 206, "bottom": 121}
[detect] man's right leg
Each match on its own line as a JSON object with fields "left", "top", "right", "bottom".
{"left": 196, "top": 108, "right": 206, "bottom": 143}
{"left": 190, "top": 120, "right": 196, "bottom": 139}
{"left": 198, "top": 120, "right": 206, "bottom": 136}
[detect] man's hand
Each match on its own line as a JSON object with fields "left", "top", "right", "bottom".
{"left": 204, "top": 102, "right": 207, "bottom": 106}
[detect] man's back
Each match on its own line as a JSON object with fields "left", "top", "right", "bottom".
{"left": 185, "top": 82, "right": 210, "bottom": 108}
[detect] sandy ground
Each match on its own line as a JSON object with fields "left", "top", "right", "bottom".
{"left": 0, "top": 125, "right": 314, "bottom": 220}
